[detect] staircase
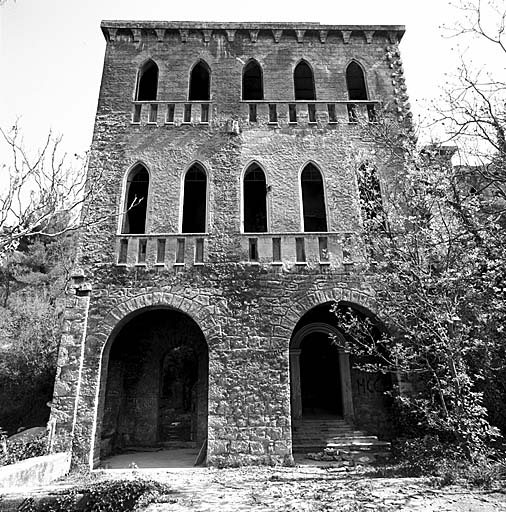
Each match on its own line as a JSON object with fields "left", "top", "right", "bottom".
{"left": 292, "top": 417, "right": 391, "bottom": 464}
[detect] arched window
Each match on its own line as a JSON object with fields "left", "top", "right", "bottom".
{"left": 301, "top": 164, "right": 327, "bottom": 232}
{"left": 189, "top": 61, "right": 210, "bottom": 101}
{"left": 135, "top": 60, "right": 158, "bottom": 101}
{"left": 182, "top": 164, "right": 207, "bottom": 233}
{"left": 346, "top": 61, "right": 367, "bottom": 100}
{"left": 122, "top": 164, "right": 149, "bottom": 234}
{"left": 242, "top": 60, "right": 263, "bottom": 100}
{"left": 294, "top": 61, "right": 316, "bottom": 101}
{"left": 243, "top": 163, "right": 267, "bottom": 232}
{"left": 357, "top": 164, "right": 383, "bottom": 225}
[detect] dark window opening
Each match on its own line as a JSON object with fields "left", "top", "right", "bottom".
{"left": 166, "top": 104, "right": 175, "bottom": 123}
{"left": 200, "top": 104, "right": 209, "bottom": 123}
{"left": 272, "top": 237, "right": 281, "bottom": 262}
{"left": 301, "top": 164, "right": 327, "bottom": 232}
{"left": 136, "top": 60, "right": 158, "bottom": 101}
{"left": 148, "top": 104, "right": 158, "bottom": 123}
{"left": 243, "top": 60, "right": 263, "bottom": 100}
{"left": 296, "top": 237, "right": 306, "bottom": 262}
{"left": 249, "top": 104, "right": 257, "bottom": 122}
{"left": 184, "top": 104, "right": 192, "bottom": 123}
{"left": 346, "top": 61, "right": 367, "bottom": 100}
{"left": 327, "top": 104, "right": 337, "bottom": 123}
{"left": 358, "top": 164, "right": 385, "bottom": 227}
{"left": 269, "top": 104, "right": 277, "bottom": 123}
{"left": 243, "top": 164, "right": 268, "bottom": 232}
{"left": 182, "top": 165, "right": 207, "bottom": 233}
{"left": 319, "top": 236, "right": 328, "bottom": 261}
{"left": 133, "top": 104, "right": 142, "bottom": 123}
{"left": 289, "top": 104, "right": 297, "bottom": 123}
{"left": 137, "top": 239, "right": 147, "bottom": 263}
{"left": 367, "top": 104, "right": 377, "bottom": 122}
{"left": 122, "top": 164, "right": 149, "bottom": 234}
{"left": 189, "top": 61, "right": 210, "bottom": 101}
{"left": 157, "top": 239, "right": 166, "bottom": 263}
{"left": 347, "top": 104, "right": 358, "bottom": 123}
{"left": 249, "top": 238, "right": 258, "bottom": 261}
{"left": 294, "top": 61, "right": 316, "bottom": 101}
{"left": 308, "top": 104, "right": 316, "bottom": 123}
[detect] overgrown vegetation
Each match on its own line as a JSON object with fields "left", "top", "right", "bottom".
{"left": 0, "top": 428, "right": 48, "bottom": 466}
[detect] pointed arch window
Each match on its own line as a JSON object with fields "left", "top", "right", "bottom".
{"left": 357, "top": 164, "right": 384, "bottom": 226}
{"left": 243, "top": 60, "right": 263, "bottom": 100}
{"left": 122, "top": 164, "right": 149, "bottom": 234}
{"left": 182, "top": 164, "right": 207, "bottom": 233}
{"left": 243, "top": 164, "right": 267, "bottom": 232}
{"left": 189, "top": 61, "right": 210, "bottom": 101}
{"left": 294, "top": 61, "right": 316, "bottom": 101}
{"left": 301, "top": 164, "right": 327, "bottom": 232}
{"left": 346, "top": 61, "right": 367, "bottom": 100}
{"left": 135, "top": 60, "right": 158, "bottom": 101}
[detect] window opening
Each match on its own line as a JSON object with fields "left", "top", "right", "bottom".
{"left": 327, "top": 104, "right": 337, "bottom": 123}
{"left": 156, "top": 239, "right": 166, "bottom": 263}
{"left": 272, "top": 237, "right": 281, "bottom": 262}
{"left": 269, "top": 104, "right": 278, "bottom": 123}
{"left": 347, "top": 104, "right": 358, "bottom": 123}
{"left": 118, "top": 239, "right": 128, "bottom": 264}
{"left": 249, "top": 238, "right": 258, "bottom": 261}
{"left": 184, "top": 104, "right": 192, "bottom": 123}
{"left": 346, "top": 61, "right": 367, "bottom": 100}
{"left": 289, "top": 104, "right": 297, "bottom": 123}
{"left": 122, "top": 164, "right": 149, "bottom": 234}
{"left": 200, "top": 104, "right": 209, "bottom": 123}
{"left": 136, "top": 60, "right": 158, "bottom": 101}
{"left": 308, "top": 104, "right": 316, "bottom": 123}
{"left": 249, "top": 104, "right": 257, "bottom": 122}
{"left": 137, "top": 239, "right": 147, "bottom": 263}
{"left": 195, "top": 238, "right": 204, "bottom": 263}
{"left": 301, "top": 164, "right": 327, "bottom": 232}
{"left": 133, "top": 104, "right": 142, "bottom": 123}
{"left": 243, "top": 164, "right": 267, "bottom": 232}
{"left": 318, "top": 236, "right": 329, "bottom": 261}
{"left": 148, "top": 104, "right": 158, "bottom": 123}
{"left": 176, "top": 238, "right": 185, "bottom": 263}
{"left": 357, "top": 164, "right": 384, "bottom": 227}
{"left": 189, "top": 61, "right": 210, "bottom": 101}
{"left": 182, "top": 165, "right": 207, "bottom": 233}
{"left": 243, "top": 60, "right": 263, "bottom": 100}
{"left": 294, "top": 61, "right": 316, "bottom": 101}
{"left": 166, "top": 104, "right": 175, "bottom": 123}
{"left": 367, "top": 104, "right": 377, "bottom": 122}
{"left": 296, "top": 237, "right": 306, "bottom": 262}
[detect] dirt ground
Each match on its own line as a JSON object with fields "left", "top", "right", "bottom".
{"left": 2, "top": 465, "right": 506, "bottom": 511}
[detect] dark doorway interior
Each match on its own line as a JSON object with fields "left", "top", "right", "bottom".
{"left": 301, "top": 164, "right": 327, "bottom": 232}
{"left": 300, "top": 331, "right": 342, "bottom": 416}
{"left": 189, "top": 61, "right": 210, "bottom": 101}
{"left": 101, "top": 309, "right": 208, "bottom": 459}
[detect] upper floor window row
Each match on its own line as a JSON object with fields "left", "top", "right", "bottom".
{"left": 135, "top": 59, "right": 369, "bottom": 102}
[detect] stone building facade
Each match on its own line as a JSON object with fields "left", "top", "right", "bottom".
{"left": 50, "top": 21, "right": 410, "bottom": 468}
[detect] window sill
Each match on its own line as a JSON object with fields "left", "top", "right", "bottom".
{"left": 193, "top": 262, "right": 205, "bottom": 266}
{"left": 319, "top": 260, "right": 331, "bottom": 265}
{"left": 173, "top": 262, "right": 185, "bottom": 267}
{"left": 271, "top": 261, "right": 283, "bottom": 266}
{"left": 295, "top": 261, "right": 307, "bottom": 266}
{"left": 135, "top": 263, "right": 147, "bottom": 267}
{"left": 154, "top": 263, "right": 165, "bottom": 266}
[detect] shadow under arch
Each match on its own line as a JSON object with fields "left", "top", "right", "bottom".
{"left": 92, "top": 302, "right": 211, "bottom": 468}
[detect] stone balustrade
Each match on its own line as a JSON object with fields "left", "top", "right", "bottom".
{"left": 130, "top": 100, "right": 379, "bottom": 127}
{"left": 116, "top": 232, "right": 360, "bottom": 270}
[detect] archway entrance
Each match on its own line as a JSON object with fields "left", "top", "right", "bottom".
{"left": 99, "top": 308, "right": 208, "bottom": 466}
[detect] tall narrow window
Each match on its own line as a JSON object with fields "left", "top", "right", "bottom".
{"left": 182, "top": 164, "right": 207, "bottom": 233}
{"left": 357, "top": 164, "right": 384, "bottom": 226}
{"left": 243, "top": 60, "right": 263, "bottom": 100}
{"left": 122, "top": 164, "right": 149, "bottom": 234}
{"left": 189, "top": 61, "right": 210, "bottom": 101}
{"left": 301, "top": 164, "right": 327, "bottom": 232}
{"left": 135, "top": 60, "right": 158, "bottom": 101}
{"left": 243, "top": 164, "right": 267, "bottom": 232}
{"left": 346, "top": 61, "right": 367, "bottom": 100}
{"left": 294, "top": 61, "right": 316, "bottom": 101}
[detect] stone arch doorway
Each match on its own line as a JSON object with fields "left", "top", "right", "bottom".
{"left": 99, "top": 307, "right": 208, "bottom": 464}
{"left": 290, "top": 322, "right": 354, "bottom": 422}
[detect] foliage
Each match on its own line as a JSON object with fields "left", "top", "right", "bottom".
{"left": 0, "top": 430, "right": 48, "bottom": 466}
{"left": 19, "top": 479, "right": 173, "bottom": 512}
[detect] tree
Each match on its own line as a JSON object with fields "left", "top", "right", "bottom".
{"left": 335, "top": 0, "right": 506, "bottom": 457}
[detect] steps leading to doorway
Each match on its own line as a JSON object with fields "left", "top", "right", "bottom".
{"left": 292, "top": 418, "right": 391, "bottom": 464}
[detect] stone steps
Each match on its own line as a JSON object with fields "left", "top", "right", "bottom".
{"left": 292, "top": 418, "right": 390, "bottom": 463}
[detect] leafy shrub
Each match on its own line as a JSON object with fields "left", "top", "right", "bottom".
{"left": 0, "top": 430, "right": 47, "bottom": 466}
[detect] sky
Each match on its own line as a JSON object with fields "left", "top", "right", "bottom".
{"left": 0, "top": 0, "right": 503, "bottom": 161}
